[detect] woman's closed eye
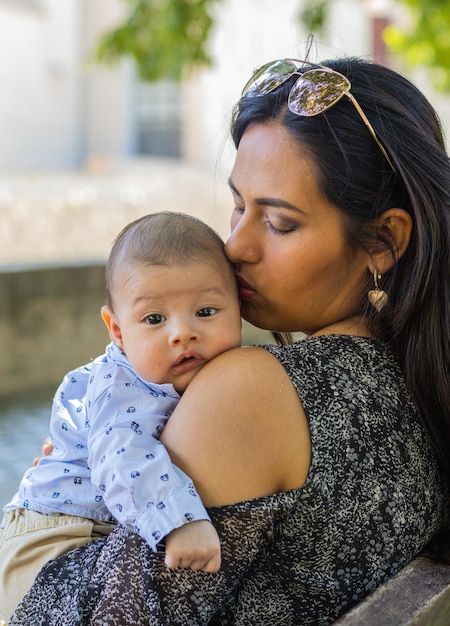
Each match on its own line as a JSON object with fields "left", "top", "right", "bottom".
{"left": 231, "top": 205, "right": 245, "bottom": 222}
{"left": 231, "top": 201, "right": 298, "bottom": 235}
{"left": 266, "top": 217, "right": 297, "bottom": 234}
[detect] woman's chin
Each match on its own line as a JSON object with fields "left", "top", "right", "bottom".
{"left": 240, "top": 307, "right": 266, "bottom": 330}
{"left": 240, "top": 307, "right": 277, "bottom": 335}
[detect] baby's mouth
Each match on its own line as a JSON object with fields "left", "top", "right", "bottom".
{"left": 172, "top": 352, "right": 203, "bottom": 374}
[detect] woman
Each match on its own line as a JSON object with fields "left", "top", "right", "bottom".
{"left": 10, "top": 56, "right": 450, "bottom": 625}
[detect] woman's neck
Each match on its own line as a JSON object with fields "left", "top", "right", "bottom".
{"left": 308, "top": 315, "right": 374, "bottom": 339}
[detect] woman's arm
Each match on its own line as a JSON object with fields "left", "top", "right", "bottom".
{"left": 160, "top": 346, "right": 312, "bottom": 505}
{"left": 10, "top": 497, "right": 291, "bottom": 625}
{"left": 10, "top": 347, "right": 312, "bottom": 625}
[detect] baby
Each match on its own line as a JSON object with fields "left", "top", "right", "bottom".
{"left": 0, "top": 212, "right": 242, "bottom": 622}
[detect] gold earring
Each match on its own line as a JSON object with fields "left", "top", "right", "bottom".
{"left": 368, "top": 270, "right": 388, "bottom": 312}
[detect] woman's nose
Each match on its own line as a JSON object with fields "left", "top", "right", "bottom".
{"left": 225, "top": 214, "right": 259, "bottom": 264}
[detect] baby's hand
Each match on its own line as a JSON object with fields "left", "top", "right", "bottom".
{"left": 164, "top": 520, "right": 221, "bottom": 572}
{"left": 33, "top": 437, "right": 53, "bottom": 466}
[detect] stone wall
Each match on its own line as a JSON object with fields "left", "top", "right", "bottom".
{"left": 0, "top": 265, "right": 108, "bottom": 396}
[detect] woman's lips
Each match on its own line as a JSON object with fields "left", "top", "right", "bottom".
{"left": 236, "top": 275, "right": 256, "bottom": 300}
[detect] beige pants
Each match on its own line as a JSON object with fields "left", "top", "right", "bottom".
{"left": 0, "top": 508, "right": 115, "bottom": 622}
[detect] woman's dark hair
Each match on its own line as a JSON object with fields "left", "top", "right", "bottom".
{"left": 231, "top": 58, "right": 450, "bottom": 489}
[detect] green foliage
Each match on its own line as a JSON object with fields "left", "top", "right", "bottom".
{"left": 383, "top": 0, "right": 450, "bottom": 91}
{"left": 94, "top": 0, "right": 450, "bottom": 91}
{"left": 95, "top": 0, "right": 222, "bottom": 81}
{"left": 298, "top": 0, "right": 450, "bottom": 92}
{"left": 298, "top": 0, "right": 330, "bottom": 35}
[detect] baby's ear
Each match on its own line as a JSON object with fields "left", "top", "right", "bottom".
{"left": 101, "top": 305, "right": 124, "bottom": 349}
{"left": 367, "top": 208, "right": 413, "bottom": 275}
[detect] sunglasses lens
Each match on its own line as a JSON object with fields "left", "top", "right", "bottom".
{"left": 242, "top": 60, "right": 297, "bottom": 96}
{"left": 288, "top": 69, "right": 350, "bottom": 116}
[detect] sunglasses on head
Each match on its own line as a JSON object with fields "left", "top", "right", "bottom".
{"left": 242, "top": 59, "right": 396, "bottom": 172}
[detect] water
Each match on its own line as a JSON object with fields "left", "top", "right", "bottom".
{"left": 0, "top": 390, "right": 53, "bottom": 508}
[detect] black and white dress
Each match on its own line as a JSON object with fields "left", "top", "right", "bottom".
{"left": 10, "top": 336, "right": 448, "bottom": 626}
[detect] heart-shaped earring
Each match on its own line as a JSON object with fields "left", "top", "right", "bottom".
{"left": 368, "top": 271, "right": 388, "bottom": 312}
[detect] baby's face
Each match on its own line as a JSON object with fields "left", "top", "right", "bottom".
{"left": 108, "top": 261, "right": 241, "bottom": 393}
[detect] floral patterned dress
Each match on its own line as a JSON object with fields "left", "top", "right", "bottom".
{"left": 10, "top": 336, "right": 448, "bottom": 626}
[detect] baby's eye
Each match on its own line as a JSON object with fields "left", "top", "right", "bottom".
{"left": 196, "top": 307, "right": 217, "bottom": 318}
{"left": 145, "top": 313, "right": 166, "bottom": 325}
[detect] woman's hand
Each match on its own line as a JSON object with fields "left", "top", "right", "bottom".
{"left": 33, "top": 437, "right": 53, "bottom": 466}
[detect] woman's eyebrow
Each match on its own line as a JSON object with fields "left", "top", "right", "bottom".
{"left": 254, "top": 197, "right": 306, "bottom": 214}
{"left": 228, "top": 177, "right": 306, "bottom": 214}
{"left": 228, "top": 177, "right": 241, "bottom": 197}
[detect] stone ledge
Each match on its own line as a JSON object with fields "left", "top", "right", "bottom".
{"left": 334, "top": 556, "right": 450, "bottom": 625}
{"left": 0, "top": 158, "right": 230, "bottom": 269}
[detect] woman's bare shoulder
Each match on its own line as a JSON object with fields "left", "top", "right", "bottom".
{"left": 173, "top": 345, "right": 292, "bottom": 406}
{"left": 199, "top": 344, "right": 282, "bottom": 377}
{"left": 161, "top": 346, "right": 311, "bottom": 506}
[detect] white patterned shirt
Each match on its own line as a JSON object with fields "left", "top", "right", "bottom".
{"left": 5, "top": 343, "right": 210, "bottom": 550}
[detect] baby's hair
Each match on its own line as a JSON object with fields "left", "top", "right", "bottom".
{"left": 105, "top": 212, "right": 233, "bottom": 309}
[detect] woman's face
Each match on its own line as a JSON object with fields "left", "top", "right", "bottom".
{"left": 225, "top": 123, "right": 370, "bottom": 335}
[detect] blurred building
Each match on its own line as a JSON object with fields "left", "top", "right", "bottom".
{"left": 0, "top": 0, "right": 434, "bottom": 174}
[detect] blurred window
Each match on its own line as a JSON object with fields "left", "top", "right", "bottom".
{"left": 137, "top": 80, "right": 182, "bottom": 158}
